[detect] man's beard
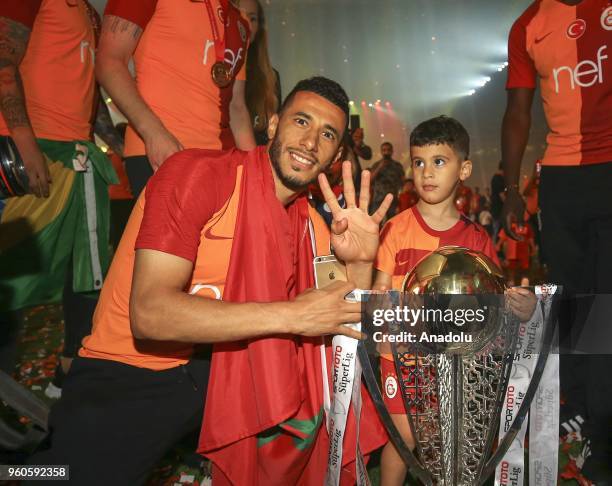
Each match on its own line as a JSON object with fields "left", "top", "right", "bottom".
{"left": 382, "top": 154, "right": 392, "bottom": 161}
{"left": 269, "top": 135, "right": 320, "bottom": 192}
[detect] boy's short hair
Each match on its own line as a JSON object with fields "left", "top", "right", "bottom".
{"left": 410, "top": 115, "right": 470, "bottom": 160}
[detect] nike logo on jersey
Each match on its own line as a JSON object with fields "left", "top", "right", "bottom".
{"left": 203, "top": 226, "right": 232, "bottom": 240}
{"left": 535, "top": 31, "right": 553, "bottom": 44}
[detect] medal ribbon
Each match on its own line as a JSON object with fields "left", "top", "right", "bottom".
{"left": 529, "top": 286, "right": 559, "bottom": 486}
{"left": 203, "top": 0, "right": 228, "bottom": 64}
{"left": 324, "top": 290, "right": 369, "bottom": 486}
{"left": 494, "top": 285, "right": 559, "bottom": 486}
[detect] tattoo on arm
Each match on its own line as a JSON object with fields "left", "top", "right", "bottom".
{"left": 0, "top": 17, "right": 32, "bottom": 130}
{"left": 1, "top": 75, "right": 29, "bottom": 128}
{"left": 0, "top": 17, "right": 29, "bottom": 60}
{"left": 102, "top": 15, "right": 143, "bottom": 40}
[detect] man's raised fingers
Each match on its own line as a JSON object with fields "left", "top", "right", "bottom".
{"left": 359, "top": 169, "right": 371, "bottom": 209}
{"left": 342, "top": 161, "right": 356, "bottom": 207}
{"left": 318, "top": 172, "right": 343, "bottom": 215}
{"left": 371, "top": 193, "right": 394, "bottom": 224}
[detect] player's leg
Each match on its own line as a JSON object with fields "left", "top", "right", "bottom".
{"left": 28, "top": 356, "right": 209, "bottom": 486}
{"left": 539, "top": 166, "right": 590, "bottom": 431}
{"left": 582, "top": 162, "right": 612, "bottom": 478}
{"left": 380, "top": 412, "right": 415, "bottom": 486}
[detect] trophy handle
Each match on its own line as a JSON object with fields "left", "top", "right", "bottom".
{"left": 478, "top": 294, "right": 561, "bottom": 484}
{"left": 357, "top": 343, "right": 434, "bottom": 486}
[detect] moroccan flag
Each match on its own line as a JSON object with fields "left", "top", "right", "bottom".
{"left": 0, "top": 139, "right": 117, "bottom": 311}
{"left": 198, "top": 147, "right": 386, "bottom": 484}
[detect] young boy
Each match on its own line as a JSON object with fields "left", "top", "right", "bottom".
{"left": 373, "top": 116, "right": 534, "bottom": 486}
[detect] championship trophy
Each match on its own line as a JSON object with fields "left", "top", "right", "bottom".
{"left": 359, "top": 246, "right": 560, "bottom": 485}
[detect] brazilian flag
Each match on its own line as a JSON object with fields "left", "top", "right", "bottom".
{"left": 0, "top": 139, "right": 117, "bottom": 311}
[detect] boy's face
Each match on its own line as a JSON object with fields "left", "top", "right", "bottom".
{"left": 410, "top": 143, "right": 472, "bottom": 205}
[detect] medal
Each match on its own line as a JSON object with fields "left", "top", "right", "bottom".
{"left": 204, "top": 0, "right": 233, "bottom": 89}
{"left": 211, "top": 61, "right": 231, "bottom": 88}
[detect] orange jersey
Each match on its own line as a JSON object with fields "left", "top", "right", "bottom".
{"left": 81, "top": 150, "right": 243, "bottom": 370}
{"left": 81, "top": 147, "right": 330, "bottom": 370}
{"left": 0, "top": 0, "right": 96, "bottom": 141}
{"left": 507, "top": 0, "right": 612, "bottom": 166}
{"left": 376, "top": 206, "right": 499, "bottom": 290}
{"left": 105, "top": 0, "right": 249, "bottom": 157}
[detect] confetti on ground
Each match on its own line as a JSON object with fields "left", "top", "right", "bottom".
{"left": 3, "top": 262, "right": 594, "bottom": 486}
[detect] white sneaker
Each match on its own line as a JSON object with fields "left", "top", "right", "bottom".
{"left": 44, "top": 381, "right": 62, "bottom": 400}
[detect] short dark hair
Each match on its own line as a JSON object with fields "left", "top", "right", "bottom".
{"left": 381, "top": 141, "right": 393, "bottom": 149}
{"left": 410, "top": 115, "right": 470, "bottom": 160}
{"left": 280, "top": 76, "right": 349, "bottom": 133}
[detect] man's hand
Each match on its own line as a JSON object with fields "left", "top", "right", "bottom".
{"left": 289, "top": 281, "right": 364, "bottom": 340}
{"left": 15, "top": 135, "right": 50, "bottom": 197}
{"left": 506, "top": 286, "right": 537, "bottom": 322}
{"left": 318, "top": 161, "right": 392, "bottom": 265}
{"left": 501, "top": 189, "right": 526, "bottom": 240}
{"left": 143, "top": 126, "right": 184, "bottom": 171}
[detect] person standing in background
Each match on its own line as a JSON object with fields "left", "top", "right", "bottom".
{"left": 369, "top": 141, "right": 405, "bottom": 222}
{"left": 0, "top": 0, "right": 119, "bottom": 392}
{"left": 501, "top": 0, "right": 612, "bottom": 478}
{"left": 237, "top": 0, "right": 281, "bottom": 146}
{"left": 523, "top": 160, "right": 542, "bottom": 264}
{"left": 96, "top": 0, "right": 256, "bottom": 197}
{"left": 397, "top": 178, "right": 419, "bottom": 213}
{"left": 348, "top": 126, "right": 372, "bottom": 168}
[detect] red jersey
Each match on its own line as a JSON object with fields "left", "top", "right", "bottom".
{"left": 507, "top": 0, "right": 612, "bottom": 166}
{"left": 81, "top": 149, "right": 242, "bottom": 369}
{"left": 376, "top": 206, "right": 500, "bottom": 290}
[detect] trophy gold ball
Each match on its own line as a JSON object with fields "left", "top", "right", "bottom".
{"left": 400, "top": 246, "right": 506, "bottom": 354}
